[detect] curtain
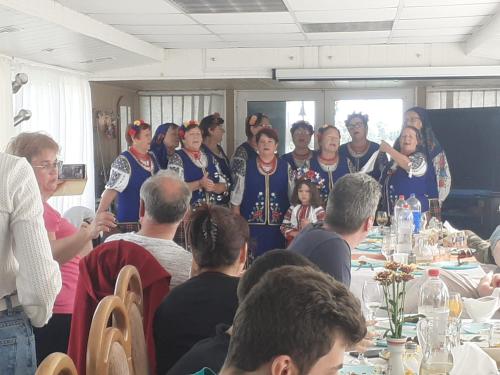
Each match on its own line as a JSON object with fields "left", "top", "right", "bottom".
{"left": 13, "top": 64, "right": 95, "bottom": 215}
{"left": 0, "top": 56, "right": 13, "bottom": 151}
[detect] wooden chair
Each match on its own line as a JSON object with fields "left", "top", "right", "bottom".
{"left": 86, "top": 295, "right": 133, "bottom": 375}
{"left": 114, "top": 265, "right": 150, "bottom": 375}
{"left": 36, "top": 353, "right": 78, "bottom": 375}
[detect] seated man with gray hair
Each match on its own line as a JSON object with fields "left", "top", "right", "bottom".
{"left": 106, "top": 171, "right": 193, "bottom": 288}
{"left": 289, "top": 173, "right": 381, "bottom": 286}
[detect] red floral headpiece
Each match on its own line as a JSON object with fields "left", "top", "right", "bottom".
{"left": 178, "top": 120, "right": 199, "bottom": 140}
{"left": 128, "top": 119, "right": 145, "bottom": 138}
{"left": 293, "top": 167, "right": 325, "bottom": 190}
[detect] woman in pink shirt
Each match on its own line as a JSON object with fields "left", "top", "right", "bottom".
{"left": 6, "top": 132, "right": 115, "bottom": 364}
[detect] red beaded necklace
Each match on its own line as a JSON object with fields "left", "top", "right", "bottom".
{"left": 185, "top": 147, "right": 202, "bottom": 161}
{"left": 129, "top": 146, "right": 152, "bottom": 169}
{"left": 257, "top": 156, "right": 277, "bottom": 174}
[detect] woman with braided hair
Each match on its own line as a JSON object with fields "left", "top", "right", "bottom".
{"left": 154, "top": 205, "right": 249, "bottom": 375}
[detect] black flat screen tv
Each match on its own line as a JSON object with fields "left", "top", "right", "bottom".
{"left": 428, "top": 107, "right": 500, "bottom": 192}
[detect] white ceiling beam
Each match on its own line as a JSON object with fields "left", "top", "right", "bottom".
{"left": 0, "top": 0, "right": 164, "bottom": 62}
{"left": 465, "top": 10, "right": 500, "bottom": 55}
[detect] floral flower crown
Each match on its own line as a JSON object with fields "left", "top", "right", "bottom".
{"left": 293, "top": 167, "right": 325, "bottom": 190}
{"left": 178, "top": 120, "right": 199, "bottom": 139}
{"left": 128, "top": 119, "right": 146, "bottom": 138}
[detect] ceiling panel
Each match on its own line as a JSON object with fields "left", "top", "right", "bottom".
{"left": 191, "top": 12, "right": 294, "bottom": 24}
{"left": 168, "top": 0, "right": 287, "bottom": 13}
{"left": 56, "top": 0, "right": 181, "bottom": 14}
{"left": 87, "top": 13, "right": 196, "bottom": 25}
{"left": 0, "top": 6, "right": 157, "bottom": 71}
{"left": 286, "top": 0, "right": 398, "bottom": 11}
{"left": 295, "top": 8, "right": 397, "bottom": 23}
{"left": 389, "top": 35, "right": 466, "bottom": 43}
{"left": 207, "top": 24, "right": 300, "bottom": 34}
{"left": 392, "top": 27, "right": 474, "bottom": 37}
{"left": 400, "top": 4, "right": 498, "bottom": 19}
{"left": 112, "top": 24, "right": 209, "bottom": 35}
{"left": 220, "top": 33, "right": 305, "bottom": 41}
{"left": 307, "top": 31, "right": 390, "bottom": 40}
{"left": 405, "top": 0, "right": 500, "bottom": 6}
{"left": 395, "top": 16, "right": 486, "bottom": 29}
{"left": 146, "top": 34, "right": 221, "bottom": 43}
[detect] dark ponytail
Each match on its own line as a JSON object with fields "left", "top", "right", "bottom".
{"left": 189, "top": 205, "right": 249, "bottom": 269}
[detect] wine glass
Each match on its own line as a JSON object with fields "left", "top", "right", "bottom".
{"left": 449, "top": 292, "right": 463, "bottom": 320}
{"left": 363, "top": 281, "right": 383, "bottom": 321}
{"left": 376, "top": 211, "right": 388, "bottom": 234}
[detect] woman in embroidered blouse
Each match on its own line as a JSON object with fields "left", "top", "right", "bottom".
{"left": 403, "top": 107, "right": 451, "bottom": 204}
{"left": 339, "top": 112, "right": 387, "bottom": 180}
{"left": 230, "top": 113, "right": 270, "bottom": 211}
{"left": 200, "top": 113, "right": 232, "bottom": 205}
{"left": 150, "top": 122, "right": 180, "bottom": 169}
{"left": 308, "top": 125, "right": 350, "bottom": 205}
{"left": 167, "top": 121, "right": 227, "bottom": 209}
{"left": 281, "top": 120, "right": 314, "bottom": 170}
{"left": 97, "top": 120, "right": 159, "bottom": 223}
{"left": 6, "top": 132, "right": 115, "bottom": 364}
{"left": 379, "top": 126, "right": 439, "bottom": 214}
{"left": 232, "top": 128, "right": 290, "bottom": 257}
{"left": 280, "top": 178, "right": 325, "bottom": 246}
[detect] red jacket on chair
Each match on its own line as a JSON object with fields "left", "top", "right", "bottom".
{"left": 67, "top": 240, "right": 171, "bottom": 375}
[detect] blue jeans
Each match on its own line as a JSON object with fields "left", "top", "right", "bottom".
{"left": 0, "top": 297, "right": 36, "bottom": 375}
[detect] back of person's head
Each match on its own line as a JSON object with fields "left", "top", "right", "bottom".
{"left": 237, "top": 249, "right": 316, "bottom": 302}
{"left": 140, "top": 171, "right": 191, "bottom": 224}
{"left": 189, "top": 205, "right": 249, "bottom": 269}
{"left": 6, "top": 132, "right": 59, "bottom": 162}
{"left": 326, "top": 173, "right": 381, "bottom": 234}
{"left": 224, "top": 266, "right": 366, "bottom": 373}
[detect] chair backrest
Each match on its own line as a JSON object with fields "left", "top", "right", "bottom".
{"left": 114, "top": 265, "right": 150, "bottom": 375}
{"left": 86, "top": 295, "right": 133, "bottom": 375}
{"left": 36, "top": 353, "right": 78, "bottom": 375}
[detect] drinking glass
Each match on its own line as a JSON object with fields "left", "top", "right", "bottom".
{"left": 381, "top": 232, "right": 396, "bottom": 261}
{"left": 376, "top": 211, "right": 388, "bottom": 233}
{"left": 449, "top": 292, "right": 463, "bottom": 319}
{"left": 362, "top": 281, "right": 383, "bottom": 321}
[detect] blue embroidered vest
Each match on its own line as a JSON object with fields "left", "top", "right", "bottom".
{"left": 309, "top": 154, "right": 350, "bottom": 204}
{"left": 240, "top": 158, "right": 290, "bottom": 226}
{"left": 177, "top": 149, "right": 221, "bottom": 208}
{"left": 117, "top": 151, "right": 158, "bottom": 222}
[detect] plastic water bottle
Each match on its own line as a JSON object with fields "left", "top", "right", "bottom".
{"left": 393, "top": 195, "right": 406, "bottom": 229}
{"left": 418, "top": 268, "right": 449, "bottom": 321}
{"left": 407, "top": 194, "right": 422, "bottom": 234}
{"left": 418, "top": 269, "right": 451, "bottom": 374}
{"left": 396, "top": 203, "right": 413, "bottom": 254}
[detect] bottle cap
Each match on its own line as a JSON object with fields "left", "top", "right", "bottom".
{"left": 428, "top": 268, "right": 440, "bottom": 277}
{"left": 399, "top": 195, "right": 405, "bottom": 199}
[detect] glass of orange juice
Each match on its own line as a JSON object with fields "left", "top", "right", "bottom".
{"left": 449, "top": 292, "right": 463, "bottom": 319}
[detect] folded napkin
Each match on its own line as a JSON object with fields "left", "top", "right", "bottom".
{"left": 450, "top": 342, "right": 497, "bottom": 375}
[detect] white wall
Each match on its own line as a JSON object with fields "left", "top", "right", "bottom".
{"left": 91, "top": 43, "right": 500, "bottom": 82}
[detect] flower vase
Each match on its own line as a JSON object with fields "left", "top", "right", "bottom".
{"left": 386, "top": 337, "right": 407, "bottom": 375}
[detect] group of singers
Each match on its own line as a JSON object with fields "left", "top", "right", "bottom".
{"left": 96, "top": 107, "right": 451, "bottom": 257}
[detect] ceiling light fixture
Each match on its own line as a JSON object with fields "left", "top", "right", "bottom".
{"left": 13, "top": 109, "right": 32, "bottom": 127}
{"left": 273, "top": 66, "right": 500, "bottom": 81}
{"left": 12, "top": 73, "right": 28, "bottom": 94}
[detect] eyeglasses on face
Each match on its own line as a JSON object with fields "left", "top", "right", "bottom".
{"left": 346, "top": 122, "right": 365, "bottom": 129}
{"left": 32, "top": 160, "right": 63, "bottom": 172}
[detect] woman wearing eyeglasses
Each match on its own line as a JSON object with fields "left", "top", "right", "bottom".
{"left": 6, "top": 132, "right": 116, "bottom": 364}
{"left": 339, "top": 112, "right": 388, "bottom": 181}
{"left": 281, "top": 120, "right": 314, "bottom": 171}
